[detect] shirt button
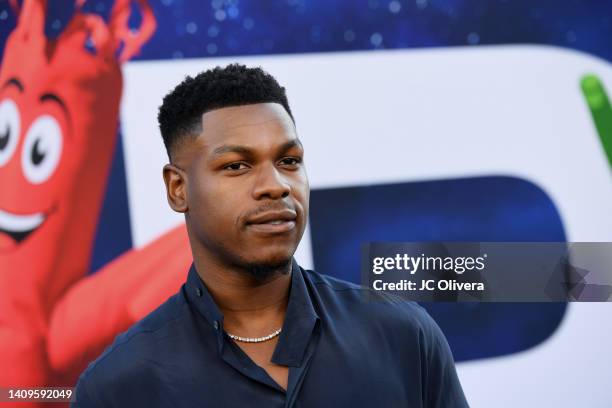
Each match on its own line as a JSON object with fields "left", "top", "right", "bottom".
{"left": 213, "top": 321, "right": 219, "bottom": 330}
{"left": 196, "top": 288, "right": 202, "bottom": 297}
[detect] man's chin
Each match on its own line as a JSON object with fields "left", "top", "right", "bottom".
{"left": 242, "top": 255, "right": 293, "bottom": 281}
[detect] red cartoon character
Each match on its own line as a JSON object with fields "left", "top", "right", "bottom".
{"left": 0, "top": 0, "right": 191, "bottom": 404}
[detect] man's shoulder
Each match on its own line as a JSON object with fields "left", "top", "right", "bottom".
{"left": 302, "top": 268, "right": 437, "bottom": 336}
{"left": 302, "top": 268, "right": 467, "bottom": 406}
{"left": 73, "top": 289, "right": 189, "bottom": 404}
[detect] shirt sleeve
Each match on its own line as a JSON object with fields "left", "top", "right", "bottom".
{"left": 71, "top": 372, "right": 102, "bottom": 408}
{"left": 417, "top": 305, "right": 470, "bottom": 408}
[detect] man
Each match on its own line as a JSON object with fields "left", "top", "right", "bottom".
{"left": 73, "top": 64, "right": 469, "bottom": 407}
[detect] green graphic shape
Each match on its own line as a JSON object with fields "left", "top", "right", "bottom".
{"left": 581, "top": 74, "right": 612, "bottom": 169}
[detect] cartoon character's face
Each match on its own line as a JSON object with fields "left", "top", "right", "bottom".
{"left": 0, "top": 69, "right": 73, "bottom": 252}
{"left": 0, "top": 1, "right": 123, "bottom": 294}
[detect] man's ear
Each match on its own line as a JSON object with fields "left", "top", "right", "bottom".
{"left": 163, "top": 164, "right": 188, "bottom": 213}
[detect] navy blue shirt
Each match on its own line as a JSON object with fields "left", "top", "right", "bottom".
{"left": 73, "top": 258, "right": 468, "bottom": 407}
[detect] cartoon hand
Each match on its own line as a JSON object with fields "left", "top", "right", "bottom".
{"left": 46, "top": 225, "right": 191, "bottom": 382}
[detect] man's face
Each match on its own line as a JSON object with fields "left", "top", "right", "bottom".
{"left": 168, "top": 102, "right": 309, "bottom": 272}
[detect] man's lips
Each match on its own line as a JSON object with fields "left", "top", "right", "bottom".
{"left": 245, "top": 209, "right": 297, "bottom": 234}
{"left": 246, "top": 220, "right": 296, "bottom": 234}
{"left": 0, "top": 208, "right": 46, "bottom": 243}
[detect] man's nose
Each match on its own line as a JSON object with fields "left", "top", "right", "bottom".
{"left": 251, "top": 163, "right": 291, "bottom": 200}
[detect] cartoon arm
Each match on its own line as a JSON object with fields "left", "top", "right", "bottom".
{"left": 46, "top": 224, "right": 192, "bottom": 380}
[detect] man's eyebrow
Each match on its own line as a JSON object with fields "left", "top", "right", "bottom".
{"left": 211, "top": 139, "right": 303, "bottom": 160}
{"left": 211, "top": 145, "right": 255, "bottom": 159}
{"left": 2, "top": 78, "right": 24, "bottom": 93}
{"left": 278, "top": 139, "right": 303, "bottom": 154}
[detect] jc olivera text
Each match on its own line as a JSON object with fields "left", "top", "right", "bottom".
{"left": 372, "top": 279, "right": 485, "bottom": 292}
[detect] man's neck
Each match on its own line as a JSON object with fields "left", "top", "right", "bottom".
{"left": 192, "top": 254, "right": 292, "bottom": 336}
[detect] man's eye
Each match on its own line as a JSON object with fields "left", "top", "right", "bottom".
{"left": 224, "top": 162, "right": 248, "bottom": 171}
{"left": 279, "top": 157, "right": 302, "bottom": 166}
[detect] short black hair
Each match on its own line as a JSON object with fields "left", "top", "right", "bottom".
{"left": 157, "top": 63, "right": 294, "bottom": 160}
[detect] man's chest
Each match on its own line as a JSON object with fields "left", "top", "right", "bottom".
{"left": 294, "top": 336, "right": 422, "bottom": 407}
{"left": 236, "top": 338, "right": 289, "bottom": 391}
{"left": 124, "top": 325, "right": 423, "bottom": 407}
{"left": 157, "top": 355, "right": 418, "bottom": 408}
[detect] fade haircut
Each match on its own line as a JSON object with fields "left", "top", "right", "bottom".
{"left": 157, "top": 63, "right": 294, "bottom": 160}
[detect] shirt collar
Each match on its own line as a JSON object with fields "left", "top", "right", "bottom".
{"left": 185, "top": 262, "right": 224, "bottom": 328}
{"left": 185, "top": 257, "right": 320, "bottom": 367}
{"left": 272, "top": 257, "right": 320, "bottom": 367}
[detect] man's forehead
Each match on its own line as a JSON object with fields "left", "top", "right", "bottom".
{"left": 200, "top": 102, "right": 294, "bottom": 135}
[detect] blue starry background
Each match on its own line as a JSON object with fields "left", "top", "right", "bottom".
{"left": 1, "top": 0, "right": 610, "bottom": 363}
{"left": 2, "top": 0, "right": 612, "bottom": 62}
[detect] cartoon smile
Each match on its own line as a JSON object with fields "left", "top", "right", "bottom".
{"left": 0, "top": 208, "right": 47, "bottom": 243}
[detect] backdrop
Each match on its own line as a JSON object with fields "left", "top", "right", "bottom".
{"left": 1, "top": 0, "right": 611, "bottom": 407}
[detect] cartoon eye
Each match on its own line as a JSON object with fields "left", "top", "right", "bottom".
{"left": 21, "top": 115, "right": 63, "bottom": 184}
{"left": 0, "top": 99, "right": 20, "bottom": 167}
